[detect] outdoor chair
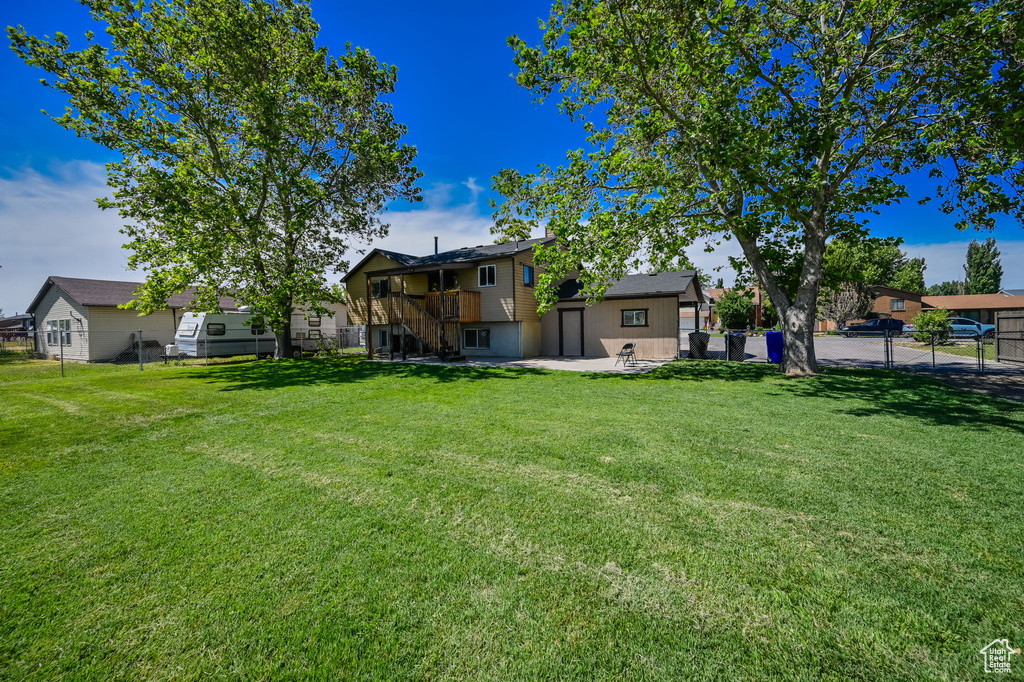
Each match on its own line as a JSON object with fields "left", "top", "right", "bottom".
{"left": 615, "top": 342, "right": 638, "bottom": 367}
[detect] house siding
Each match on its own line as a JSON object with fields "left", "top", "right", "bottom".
{"left": 34, "top": 285, "right": 90, "bottom": 361}
{"left": 541, "top": 296, "right": 679, "bottom": 358}
{"left": 348, "top": 253, "right": 404, "bottom": 325}
{"left": 512, "top": 252, "right": 544, "bottom": 323}
{"left": 87, "top": 306, "right": 179, "bottom": 361}
{"left": 457, "top": 259, "right": 515, "bottom": 322}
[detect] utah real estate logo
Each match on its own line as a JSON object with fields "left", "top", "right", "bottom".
{"left": 980, "top": 639, "right": 1019, "bottom": 674}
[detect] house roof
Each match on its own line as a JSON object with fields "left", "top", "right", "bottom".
{"left": 342, "top": 237, "right": 557, "bottom": 281}
{"left": 870, "top": 284, "right": 925, "bottom": 300}
{"left": 703, "top": 286, "right": 763, "bottom": 305}
{"left": 1000, "top": 288, "right": 1024, "bottom": 297}
{"left": 25, "top": 276, "right": 237, "bottom": 314}
{"left": 556, "top": 270, "right": 702, "bottom": 302}
{"left": 921, "top": 293, "right": 1024, "bottom": 310}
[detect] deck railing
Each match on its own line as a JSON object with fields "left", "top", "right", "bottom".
{"left": 388, "top": 292, "right": 460, "bottom": 357}
{"left": 424, "top": 290, "right": 481, "bottom": 322}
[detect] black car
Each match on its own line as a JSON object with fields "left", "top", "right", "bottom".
{"left": 839, "top": 318, "right": 905, "bottom": 337}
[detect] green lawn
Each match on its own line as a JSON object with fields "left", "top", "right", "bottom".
{"left": 1, "top": 358, "right": 1022, "bottom": 680}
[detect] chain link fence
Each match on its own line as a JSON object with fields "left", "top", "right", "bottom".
{"left": 1, "top": 326, "right": 367, "bottom": 379}
{"left": 679, "top": 329, "right": 1022, "bottom": 375}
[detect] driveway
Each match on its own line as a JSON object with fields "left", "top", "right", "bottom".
{"left": 375, "top": 355, "right": 673, "bottom": 374}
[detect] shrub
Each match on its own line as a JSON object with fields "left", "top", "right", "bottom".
{"left": 912, "top": 307, "right": 952, "bottom": 343}
{"left": 716, "top": 289, "right": 755, "bottom": 330}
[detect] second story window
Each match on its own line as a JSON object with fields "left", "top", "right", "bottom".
{"left": 523, "top": 265, "right": 535, "bottom": 287}
{"left": 371, "top": 279, "right": 389, "bottom": 299}
{"left": 478, "top": 264, "right": 496, "bottom": 287}
{"left": 890, "top": 299, "right": 905, "bottom": 311}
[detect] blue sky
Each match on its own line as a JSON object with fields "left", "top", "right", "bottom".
{"left": 1, "top": 0, "right": 1021, "bottom": 314}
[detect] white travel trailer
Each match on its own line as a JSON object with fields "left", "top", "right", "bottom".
{"left": 174, "top": 312, "right": 277, "bottom": 359}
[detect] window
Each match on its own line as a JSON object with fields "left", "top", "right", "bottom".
{"left": 890, "top": 299, "right": 905, "bottom": 311}
{"left": 478, "top": 264, "right": 496, "bottom": 287}
{"left": 46, "top": 319, "right": 71, "bottom": 346}
{"left": 295, "top": 331, "right": 307, "bottom": 340}
{"left": 463, "top": 328, "right": 491, "bottom": 349}
{"left": 307, "top": 316, "right": 321, "bottom": 327}
{"left": 309, "top": 330, "right": 322, "bottom": 340}
{"left": 622, "top": 309, "right": 648, "bottom": 327}
{"left": 250, "top": 325, "right": 266, "bottom": 335}
{"left": 523, "top": 265, "right": 535, "bottom": 287}
{"left": 180, "top": 322, "right": 199, "bottom": 337}
{"left": 207, "top": 323, "right": 226, "bottom": 336}
{"left": 371, "top": 279, "right": 389, "bottom": 299}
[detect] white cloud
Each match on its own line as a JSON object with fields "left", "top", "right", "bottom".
{"left": 902, "top": 239, "right": 1024, "bottom": 287}
{"left": 0, "top": 161, "right": 134, "bottom": 315}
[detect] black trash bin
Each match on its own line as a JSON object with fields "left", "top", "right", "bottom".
{"left": 688, "top": 331, "right": 710, "bottom": 359}
{"left": 726, "top": 332, "right": 747, "bottom": 361}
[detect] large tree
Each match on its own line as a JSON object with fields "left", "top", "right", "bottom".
{"left": 963, "top": 237, "right": 1003, "bottom": 294}
{"left": 10, "top": 0, "right": 421, "bottom": 357}
{"left": 493, "top": 0, "right": 1016, "bottom": 374}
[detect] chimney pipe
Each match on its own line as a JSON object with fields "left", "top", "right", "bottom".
{"left": 434, "top": 236, "right": 438, "bottom": 255}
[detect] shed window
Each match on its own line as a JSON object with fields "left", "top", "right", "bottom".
{"left": 478, "top": 265, "right": 496, "bottom": 287}
{"left": 622, "top": 309, "right": 648, "bottom": 327}
{"left": 523, "top": 265, "right": 535, "bottom": 287}
{"left": 207, "top": 323, "right": 226, "bottom": 336}
{"left": 46, "top": 319, "right": 71, "bottom": 346}
{"left": 307, "top": 316, "right": 321, "bottom": 327}
{"left": 371, "top": 279, "right": 389, "bottom": 299}
{"left": 463, "top": 328, "right": 491, "bottom": 349}
{"left": 890, "top": 299, "right": 905, "bottom": 311}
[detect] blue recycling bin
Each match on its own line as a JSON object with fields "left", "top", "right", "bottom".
{"left": 766, "top": 331, "right": 783, "bottom": 363}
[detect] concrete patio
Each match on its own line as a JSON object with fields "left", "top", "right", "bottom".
{"left": 372, "top": 355, "right": 674, "bottom": 374}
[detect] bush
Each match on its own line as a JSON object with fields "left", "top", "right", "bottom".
{"left": 716, "top": 289, "right": 755, "bottom": 330}
{"left": 912, "top": 307, "right": 952, "bottom": 343}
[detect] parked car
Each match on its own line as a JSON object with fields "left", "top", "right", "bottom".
{"left": 839, "top": 318, "right": 905, "bottom": 337}
{"left": 949, "top": 317, "right": 995, "bottom": 339}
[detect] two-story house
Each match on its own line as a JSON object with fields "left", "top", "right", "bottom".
{"left": 343, "top": 237, "right": 704, "bottom": 360}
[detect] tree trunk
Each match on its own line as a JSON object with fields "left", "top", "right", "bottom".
{"left": 275, "top": 321, "right": 293, "bottom": 359}
{"left": 781, "top": 303, "right": 818, "bottom": 376}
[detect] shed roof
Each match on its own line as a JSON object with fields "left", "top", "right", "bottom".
{"left": 26, "top": 276, "right": 238, "bottom": 314}
{"left": 557, "top": 271, "right": 702, "bottom": 302}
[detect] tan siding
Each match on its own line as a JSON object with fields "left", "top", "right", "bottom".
{"left": 347, "top": 253, "right": 403, "bottom": 325}
{"left": 458, "top": 259, "right": 514, "bottom": 322}
{"left": 541, "top": 296, "right": 679, "bottom": 358}
{"left": 521, "top": 321, "right": 542, "bottom": 357}
{"left": 34, "top": 285, "right": 90, "bottom": 361}
{"left": 512, "top": 252, "right": 545, "bottom": 322}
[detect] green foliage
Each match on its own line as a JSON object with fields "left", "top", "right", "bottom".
{"left": 8, "top": 0, "right": 420, "bottom": 355}
{"left": 927, "top": 281, "right": 965, "bottom": 296}
{"left": 912, "top": 307, "right": 953, "bottom": 342}
{"left": 491, "top": 0, "right": 1013, "bottom": 374}
{"left": 822, "top": 236, "right": 915, "bottom": 290}
{"left": 963, "top": 238, "right": 1003, "bottom": 294}
{"left": 817, "top": 281, "right": 874, "bottom": 329}
{"left": 891, "top": 258, "right": 927, "bottom": 294}
{"left": 716, "top": 289, "right": 754, "bottom": 330}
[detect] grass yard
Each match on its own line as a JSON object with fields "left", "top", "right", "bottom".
{"left": 1, "top": 358, "right": 1022, "bottom": 680}
{"left": 895, "top": 340, "right": 996, "bottom": 362}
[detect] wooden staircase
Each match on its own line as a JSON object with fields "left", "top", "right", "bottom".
{"left": 389, "top": 292, "right": 462, "bottom": 360}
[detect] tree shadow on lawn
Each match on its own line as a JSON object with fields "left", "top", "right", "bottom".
{"left": 176, "top": 356, "right": 551, "bottom": 391}
{"left": 591, "top": 360, "right": 1024, "bottom": 434}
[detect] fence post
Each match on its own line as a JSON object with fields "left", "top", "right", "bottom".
{"left": 138, "top": 329, "right": 144, "bottom": 371}
{"left": 59, "top": 326, "right": 65, "bottom": 378}
{"left": 255, "top": 330, "right": 259, "bottom": 360}
{"left": 931, "top": 332, "right": 936, "bottom": 369}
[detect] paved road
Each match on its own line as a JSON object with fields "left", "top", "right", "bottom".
{"left": 679, "top": 334, "right": 1022, "bottom": 374}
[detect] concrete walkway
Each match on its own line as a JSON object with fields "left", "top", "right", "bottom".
{"left": 374, "top": 355, "right": 673, "bottom": 374}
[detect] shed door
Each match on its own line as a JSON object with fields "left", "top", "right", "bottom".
{"left": 559, "top": 309, "right": 584, "bottom": 356}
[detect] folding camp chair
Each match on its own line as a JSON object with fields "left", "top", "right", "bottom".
{"left": 615, "top": 342, "right": 637, "bottom": 367}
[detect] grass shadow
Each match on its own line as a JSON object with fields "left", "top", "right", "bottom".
{"left": 175, "top": 356, "right": 551, "bottom": 391}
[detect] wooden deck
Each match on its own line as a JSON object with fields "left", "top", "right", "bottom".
{"left": 424, "top": 290, "right": 481, "bottom": 322}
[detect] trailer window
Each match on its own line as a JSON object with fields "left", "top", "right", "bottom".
{"left": 309, "top": 330, "right": 322, "bottom": 339}
{"left": 179, "top": 322, "right": 199, "bottom": 337}
{"left": 307, "top": 316, "right": 321, "bottom": 327}
{"left": 207, "top": 323, "right": 226, "bottom": 336}
{"left": 250, "top": 325, "right": 266, "bottom": 335}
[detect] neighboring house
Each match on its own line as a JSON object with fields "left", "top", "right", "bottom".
{"left": 921, "top": 293, "right": 1024, "bottom": 324}
{"left": 0, "top": 313, "right": 35, "bottom": 334}
{"left": 703, "top": 287, "right": 766, "bottom": 329}
{"left": 868, "top": 285, "right": 925, "bottom": 323}
{"left": 25, "top": 276, "right": 238, "bottom": 362}
{"left": 999, "top": 288, "right": 1024, "bottom": 297}
{"left": 344, "top": 237, "right": 704, "bottom": 359}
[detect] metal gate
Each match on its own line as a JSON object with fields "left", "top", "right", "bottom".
{"left": 996, "top": 311, "right": 1024, "bottom": 365}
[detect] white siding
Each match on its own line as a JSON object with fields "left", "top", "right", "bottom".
{"left": 87, "top": 307, "right": 179, "bottom": 361}
{"left": 33, "top": 285, "right": 90, "bottom": 361}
